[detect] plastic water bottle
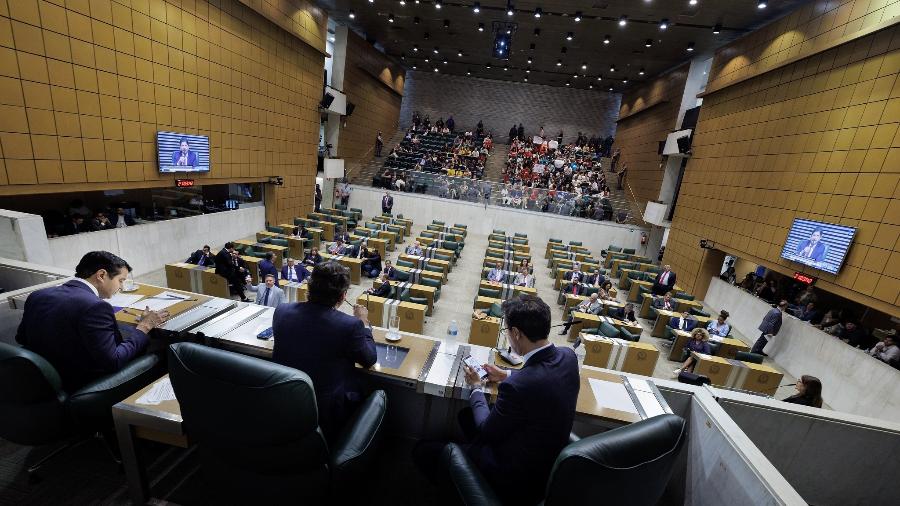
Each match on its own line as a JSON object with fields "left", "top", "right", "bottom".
{"left": 448, "top": 320, "right": 459, "bottom": 338}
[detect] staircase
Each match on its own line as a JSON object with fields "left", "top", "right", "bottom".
{"left": 347, "top": 128, "right": 407, "bottom": 185}
{"left": 482, "top": 143, "right": 508, "bottom": 182}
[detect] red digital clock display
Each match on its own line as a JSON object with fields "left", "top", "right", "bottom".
{"left": 175, "top": 179, "right": 195, "bottom": 187}
{"left": 793, "top": 272, "right": 816, "bottom": 285}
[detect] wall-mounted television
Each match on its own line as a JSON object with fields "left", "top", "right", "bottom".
{"left": 780, "top": 218, "right": 856, "bottom": 275}
{"left": 157, "top": 132, "right": 210, "bottom": 173}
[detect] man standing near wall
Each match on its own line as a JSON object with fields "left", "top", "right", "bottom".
{"left": 752, "top": 300, "right": 787, "bottom": 356}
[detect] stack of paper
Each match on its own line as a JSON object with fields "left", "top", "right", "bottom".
{"left": 136, "top": 377, "right": 176, "bottom": 405}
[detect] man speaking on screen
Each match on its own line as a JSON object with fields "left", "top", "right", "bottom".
{"left": 171, "top": 137, "right": 199, "bottom": 167}
{"left": 794, "top": 228, "right": 828, "bottom": 263}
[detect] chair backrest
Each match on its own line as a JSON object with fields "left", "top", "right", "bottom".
{"left": 608, "top": 245, "right": 622, "bottom": 253}
{"left": 266, "top": 226, "right": 282, "bottom": 234}
{"left": 598, "top": 322, "right": 619, "bottom": 338}
{"left": 419, "top": 276, "right": 440, "bottom": 289}
{"left": 168, "top": 343, "right": 329, "bottom": 502}
{"left": 514, "top": 233, "right": 527, "bottom": 238}
{"left": 392, "top": 269, "right": 410, "bottom": 282}
{"left": 396, "top": 259, "right": 415, "bottom": 269}
{"left": 675, "top": 292, "right": 695, "bottom": 301}
{"left": 492, "top": 229, "right": 505, "bottom": 234}
{"left": 453, "top": 224, "right": 466, "bottom": 229}
{"left": 735, "top": 351, "right": 764, "bottom": 364}
{"left": 0, "top": 343, "right": 69, "bottom": 446}
{"left": 488, "top": 303, "right": 504, "bottom": 318}
{"left": 366, "top": 223, "right": 378, "bottom": 230}
{"left": 270, "top": 238, "right": 289, "bottom": 247}
{"left": 513, "top": 238, "right": 527, "bottom": 245}
{"left": 689, "top": 307, "right": 710, "bottom": 317}
{"left": 350, "top": 208, "right": 362, "bottom": 214}
{"left": 424, "top": 263, "right": 443, "bottom": 273}
{"left": 478, "top": 287, "right": 500, "bottom": 298}
{"left": 544, "top": 414, "right": 686, "bottom": 506}
{"left": 708, "top": 342, "right": 722, "bottom": 356}
{"left": 549, "top": 238, "right": 562, "bottom": 243}
{"left": 433, "top": 220, "right": 445, "bottom": 225}
{"left": 622, "top": 248, "right": 636, "bottom": 254}
{"left": 569, "top": 241, "right": 582, "bottom": 246}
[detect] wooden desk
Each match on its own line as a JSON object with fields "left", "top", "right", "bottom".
{"left": 356, "top": 294, "right": 426, "bottom": 334}
{"left": 640, "top": 293, "right": 700, "bottom": 320}
{"left": 469, "top": 313, "right": 501, "bottom": 347}
{"left": 113, "top": 284, "right": 210, "bottom": 327}
{"left": 618, "top": 268, "right": 643, "bottom": 290}
{"left": 366, "top": 221, "right": 405, "bottom": 241}
{"left": 350, "top": 234, "right": 388, "bottom": 259}
{"left": 372, "top": 280, "right": 437, "bottom": 315}
{"left": 427, "top": 224, "right": 467, "bottom": 237}
{"left": 256, "top": 231, "right": 309, "bottom": 260}
{"left": 548, "top": 251, "right": 595, "bottom": 269}
{"left": 305, "top": 218, "right": 335, "bottom": 241}
{"left": 652, "top": 311, "right": 712, "bottom": 338}
{"left": 553, "top": 269, "right": 610, "bottom": 292}
{"left": 668, "top": 329, "right": 750, "bottom": 361}
{"left": 691, "top": 353, "right": 735, "bottom": 388}
{"left": 483, "top": 258, "right": 524, "bottom": 272}
{"left": 581, "top": 335, "right": 660, "bottom": 376}
{"left": 420, "top": 230, "right": 464, "bottom": 243}
{"left": 553, "top": 258, "right": 601, "bottom": 273}
{"left": 279, "top": 223, "right": 323, "bottom": 250}
{"left": 279, "top": 279, "right": 308, "bottom": 302}
{"left": 568, "top": 313, "right": 643, "bottom": 343}
{"left": 399, "top": 254, "right": 450, "bottom": 280}
{"left": 474, "top": 295, "right": 502, "bottom": 311}
{"left": 732, "top": 361, "right": 783, "bottom": 396}
{"left": 421, "top": 245, "right": 457, "bottom": 263}
{"left": 310, "top": 211, "right": 348, "bottom": 233}
{"left": 320, "top": 252, "right": 363, "bottom": 284}
{"left": 234, "top": 240, "right": 287, "bottom": 270}
{"left": 488, "top": 241, "right": 530, "bottom": 254}
{"left": 563, "top": 294, "right": 625, "bottom": 315}
{"left": 395, "top": 266, "right": 445, "bottom": 285}
{"left": 577, "top": 368, "right": 647, "bottom": 424}
{"left": 372, "top": 216, "right": 412, "bottom": 237}
{"left": 164, "top": 263, "right": 230, "bottom": 298}
{"left": 486, "top": 247, "right": 530, "bottom": 263}
{"left": 479, "top": 280, "right": 537, "bottom": 299}
{"left": 628, "top": 280, "right": 652, "bottom": 302}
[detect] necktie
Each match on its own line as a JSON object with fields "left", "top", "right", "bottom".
{"left": 263, "top": 287, "right": 270, "bottom": 305}
{"left": 199, "top": 256, "right": 205, "bottom": 266}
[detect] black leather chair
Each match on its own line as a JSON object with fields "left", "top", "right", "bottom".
{"left": 438, "top": 414, "right": 687, "bottom": 506}
{"left": 735, "top": 351, "right": 764, "bottom": 364}
{"left": 167, "top": 342, "right": 387, "bottom": 503}
{"left": 0, "top": 342, "right": 160, "bottom": 476}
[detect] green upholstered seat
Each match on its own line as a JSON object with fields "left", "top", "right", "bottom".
{"left": 549, "top": 238, "right": 562, "bottom": 243}
{"left": 423, "top": 264, "right": 443, "bottom": 273}
{"left": 608, "top": 246, "right": 623, "bottom": 253}
{"left": 569, "top": 241, "right": 582, "bottom": 246}
{"left": 396, "top": 259, "right": 416, "bottom": 269}
{"left": 513, "top": 238, "right": 527, "bottom": 245}
{"left": 478, "top": 287, "right": 500, "bottom": 298}
{"left": 676, "top": 292, "right": 695, "bottom": 301}
{"left": 622, "top": 248, "right": 636, "bottom": 254}
{"left": 690, "top": 307, "right": 711, "bottom": 318}
{"left": 434, "top": 253, "right": 452, "bottom": 262}
{"left": 270, "top": 238, "right": 289, "bottom": 247}
{"left": 266, "top": 225, "right": 282, "bottom": 233}
{"left": 366, "top": 223, "right": 378, "bottom": 230}
{"left": 618, "top": 328, "right": 640, "bottom": 342}
{"left": 433, "top": 220, "right": 445, "bottom": 225}
{"left": 514, "top": 233, "right": 527, "bottom": 238}
{"left": 597, "top": 322, "right": 619, "bottom": 338}
{"left": 454, "top": 224, "right": 467, "bottom": 229}
{"left": 488, "top": 302, "right": 504, "bottom": 318}
{"left": 492, "top": 229, "right": 505, "bottom": 234}
{"left": 735, "top": 351, "right": 764, "bottom": 364}
{"left": 334, "top": 204, "right": 347, "bottom": 211}
{"left": 350, "top": 208, "right": 362, "bottom": 214}
{"left": 392, "top": 269, "right": 410, "bottom": 282}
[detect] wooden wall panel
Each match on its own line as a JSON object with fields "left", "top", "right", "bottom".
{"left": 0, "top": 0, "right": 325, "bottom": 225}
{"left": 665, "top": 17, "right": 900, "bottom": 317}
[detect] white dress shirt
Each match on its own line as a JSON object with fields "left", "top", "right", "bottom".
{"left": 72, "top": 277, "right": 100, "bottom": 298}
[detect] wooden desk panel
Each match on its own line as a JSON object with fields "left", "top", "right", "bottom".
{"left": 372, "top": 280, "right": 437, "bottom": 315}
{"left": 320, "top": 253, "right": 362, "bottom": 284}
{"left": 691, "top": 353, "right": 734, "bottom": 387}
{"left": 474, "top": 295, "right": 502, "bottom": 311}
{"left": 357, "top": 294, "right": 426, "bottom": 335}
{"left": 479, "top": 280, "right": 537, "bottom": 299}
{"left": 576, "top": 367, "right": 643, "bottom": 424}
{"left": 113, "top": 284, "right": 210, "bottom": 327}
{"left": 469, "top": 314, "right": 501, "bottom": 347}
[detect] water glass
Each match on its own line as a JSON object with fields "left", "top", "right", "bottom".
{"left": 385, "top": 344, "right": 397, "bottom": 365}
{"left": 388, "top": 315, "right": 401, "bottom": 340}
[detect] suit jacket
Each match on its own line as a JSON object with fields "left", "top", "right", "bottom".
{"left": 652, "top": 297, "right": 674, "bottom": 311}
{"left": 487, "top": 268, "right": 505, "bottom": 282}
{"left": 654, "top": 270, "right": 677, "bottom": 290}
{"left": 468, "top": 345, "right": 579, "bottom": 504}
{"left": 758, "top": 308, "right": 783, "bottom": 336}
{"left": 15, "top": 280, "right": 149, "bottom": 392}
{"left": 187, "top": 250, "right": 215, "bottom": 267}
{"left": 562, "top": 281, "right": 586, "bottom": 296}
{"left": 370, "top": 281, "right": 391, "bottom": 297}
{"left": 668, "top": 317, "right": 696, "bottom": 331}
{"left": 258, "top": 259, "right": 279, "bottom": 281}
{"left": 272, "top": 303, "right": 377, "bottom": 440}
{"left": 612, "top": 307, "right": 637, "bottom": 322}
{"left": 109, "top": 214, "right": 135, "bottom": 227}
{"left": 563, "top": 271, "right": 583, "bottom": 283}
{"left": 587, "top": 274, "right": 606, "bottom": 286}
{"left": 302, "top": 253, "right": 323, "bottom": 266}
{"left": 383, "top": 266, "right": 398, "bottom": 280}
{"left": 281, "top": 264, "right": 309, "bottom": 284}
{"left": 214, "top": 249, "right": 235, "bottom": 278}
{"left": 382, "top": 196, "right": 393, "bottom": 210}
{"left": 248, "top": 283, "right": 284, "bottom": 307}
{"left": 62, "top": 221, "right": 84, "bottom": 236}
{"left": 574, "top": 301, "right": 602, "bottom": 315}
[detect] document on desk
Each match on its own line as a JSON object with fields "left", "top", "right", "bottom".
{"left": 107, "top": 293, "right": 146, "bottom": 309}
{"left": 629, "top": 378, "right": 667, "bottom": 418}
{"left": 136, "top": 377, "right": 176, "bottom": 405}
{"left": 588, "top": 378, "right": 639, "bottom": 414}
{"left": 126, "top": 291, "right": 192, "bottom": 312}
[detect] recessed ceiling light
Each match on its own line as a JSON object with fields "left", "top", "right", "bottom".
{"left": 526, "top": 68, "right": 531, "bottom": 73}
{"left": 566, "top": 32, "right": 573, "bottom": 41}
{"left": 610, "top": 65, "right": 616, "bottom": 72}
{"left": 689, "top": 0, "right": 698, "bottom": 5}
{"left": 639, "top": 68, "right": 645, "bottom": 75}
{"left": 478, "top": 23, "right": 485, "bottom": 32}
{"left": 486, "top": 64, "right": 492, "bottom": 69}
{"left": 603, "top": 35, "right": 611, "bottom": 44}
{"left": 444, "top": 19, "right": 450, "bottom": 28}
{"left": 556, "top": 59, "right": 562, "bottom": 66}
{"left": 504, "top": 66, "right": 509, "bottom": 71}
{"left": 609, "top": 87, "right": 613, "bottom": 91}
{"left": 574, "top": 11, "right": 582, "bottom": 22}
{"left": 623, "top": 79, "right": 628, "bottom": 84}
{"left": 433, "top": 67, "right": 439, "bottom": 72}
{"left": 443, "top": 60, "right": 448, "bottom": 64}
{"left": 413, "top": 65, "right": 417, "bottom": 69}
{"left": 581, "top": 62, "right": 587, "bottom": 69}
{"left": 434, "top": 0, "right": 442, "bottom": 9}
{"left": 349, "top": 10, "right": 355, "bottom": 19}
{"left": 573, "top": 74, "right": 578, "bottom": 78}
{"left": 413, "top": 45, "right": 418, "bottom": 51}
{"left": 457, "top": 50, "right": 463, "bottom": 57}
{"left": 596, "top": 76, "right": 601, "bottom": 81}
{"left": 645, "top": 39, "right": 653, "bottom": 47}
{"left": 400, "top": 0, "right": 406, "bottom": 5}
{"left": 757, "top": 0, "right": 767, "bottom": 8}
{"left": 534, "top": 7, "right": 542, "bottom": 18}
{"left": 566, "top": 81, "right": 570, "bottom": 86}
{"left": 368, "top": 0, "right": 373, "bottom": 3}
{"left": 687, "top": 42, "right": 695, "bottom": 52}
{"left": 660, "top": 18, "right": 669, "bottom": 30}
{"left": 589, "top": 84, "right": 593, "bottom": 89}
{"left": 524, "top": 78, "right": 528, "bottom": 82}
{"left": 467, "top": 70, "right": 471, "bottom": 75}
{"left": 713, "top": 24, "right": 721, "bottom": 34}
{"left": 388, "top": 13, "right": 394, "bottom": 23}
{"left": 506, "top": 29, "right": 511, "bottom": 34}
{"left": 433, "top": 46, "right": 439, "bottom": 54}
{"left": 425, "top": 58, "right": 429, "bottom": 62}
{"left": 473, "top": 2, "right": 480, "bottom": 13}
{"left": 619, "top": 15, "right": 627, "bottom": 26}
{"left": 506, "top": 2, "right": 514, "bottom": 16}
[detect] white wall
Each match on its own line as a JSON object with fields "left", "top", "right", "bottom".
{"left": 704, "top": 278, "right": 900, "bottom": 422}
{"left": 350, "top": 186, "right": 646, "bottom": 253}
{"left": 0, "top": 209, "right": 52, "bottom": 265}
{"left": 47, "top": 207, "right": 265, "bottom": 276}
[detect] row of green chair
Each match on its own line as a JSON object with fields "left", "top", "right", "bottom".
{"left": 258, "top": 236, "right": 289, "bottom": 248}
{"left": 581, "top": 321, "right": 640, "bottom": 342}
{"left": 390, "top": 268, "right": 442, "bottom": 303}
{"left": 432, "top": 220, "right": 466, "bottom": 229}
{"left": 396, "top": 258, "right": 444, "bottom": 274}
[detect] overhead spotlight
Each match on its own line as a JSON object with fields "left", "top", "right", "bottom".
{"left": 687, "top": 42, "right": 695, "bottom": 52}
{"left": 388, "top": 13, "right": 394, "bottom": 22}
{"left": 660, "top": 18, "right": 669, "bottom": 30}
{"left": 556, "top": 59, "right": 562, "bottom": 66}
{"left": 433, "top": 46, "right": 439, "bottom": 53}
{"left": 689, "top": 0, "right": 697, "bottom": 5}
{"left": 713, "top": 24, "right": 721, "bottom": 34}
{"left": 506, "top": 29, "right": 511, "bottom": 34}
{"left": 619, "top": 15, "right": 627, "bottom": 26}
{"left": 527, "top": 57, "right": 533, "bottom": 64}
{"left": 424, "top": 57, "right": 430, "bottom": 62}
{"left": 349, "top": 10, "right": 355, "bottom": 19}
{"left": 412, "top": 65, "right": 417, "bottom": 69}
{"left": 478, "top": 23, "right": 485, "bottom": 32}
{"left": 444, "top": 19, "right": 450, "bottom": 28}
{"left": 639, "top": 68, "right": 645, "bottom": 75}
{"left": 466, "top": 70, "right": 471, "bottom": 75}
{"left": 581, "top": 62, "right": 587, "bottom": 69}
{"left": 434, "top": 0, "right": 442, "bottom": 9}
{"left": 574, "top": 11, "right": 582, "bottom": 22}
{"left": 609, "top": 64, "right": 616, "bottom": 72}
{"left": 413, "top": 44, "right": 418, "bottom": 51}
{"left": 566, "top": 32, "right": 573, "bottom": 41}
{"left": 609, "top": 86, "right": 613, "bottom": 91}
{"left": 534, "top": 28, "right": 541, "bottom": 36}
{"left": 414, "top": 16, "right": 420, "bottom": 24}
{"left": 573, "top": 74, "right": 578, "bottom": 78}
{"left": 443, "top": 60, "right": 448, "bottom": 65}
{"left": 526, "top": 67, "right": 531, "bottom": 73}
{"left": 623, "top": 78, "right": 628, "bottom": 84}
{"left": 566, "top": 81, "right": 571, "bottom": 86}
{"left": 603, "top": 35, "right": 611, "bottom": 44}
{"left": 486, "top": 64, "right": 492, "bottom": 69}
{"left": 457, "top": 50, "right": 463, "bottom": 57}
{"left": 504, "top": 66, "right": 509, "bottom": 71}
{"left": 757, "top": 0, "right": 767, "bottom": 8}
{"left": 506, "top": 2, "right": 514, "bottom": 16}
{"left": 473, "top": 2, "right": 480, "bottom": 13}
{"left": 534, "top": 7, "right": 542, "bottom": 18}
{"left": 645, "top": 39, "right": 653, "bottom": 47}
{"left": 433, "top": 67, "right": 439, "bottom": 72}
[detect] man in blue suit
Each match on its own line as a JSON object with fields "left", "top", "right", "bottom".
{"left": 272, "top": 261, "right": 376, "bottom": 441}
{"left": 258, "top": 252, "right": 278, "bottom": 281}
{"left": 280, "top": 257, "right": 309, "bottom": 284}
{"left": 16, "top": 251, "right": 168, "bottom": 392}
{"left": 668, "top": 311, "right": 697, "bottom": 332}
{"left": 457, "top": 295, "right": 579, "bottom": 504}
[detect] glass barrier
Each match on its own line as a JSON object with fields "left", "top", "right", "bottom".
{"left": 371, "top": 168, "right": 628, "bottom": 223}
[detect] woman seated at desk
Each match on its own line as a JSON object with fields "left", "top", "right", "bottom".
{"left": 674, "top": 328, "right": 711, "bottom": 377}
{"left": 598, "top": 280, "right": 615, "bottom": 301}
{"left": 513, "top": 266, "right": 535, "bottom": 288}
{"left": 706, "top": 310, "right": 731, "bottom": 337}
{"left": 303, "top": 247, "right": 323, "bottom": 266}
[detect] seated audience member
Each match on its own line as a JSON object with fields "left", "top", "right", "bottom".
{"left": 652, "top": 292, "right": 676, "bottom": 312}
{"left": 187, "top": 245, "right": 215, "bottom": 267}
{"left": 327, "top": 238, "right": 348, "bottom": 255}
{"left": 795, "top": 285, "right": 818, "bottom": 306}
{"left": 405, "top": 241, "right": 424, "bottom": 256}
{"left": 91, "top": 212, "right": 113, "bottom": 231}
{"left": 612, "top": 303, "right": 637, "bottom": 323}
{"left": 674, "top": 328, "right": 711, "bottom": 376}
{"left": 110, "top": 207, "right": 135, "bottom": 228}
{"left": 587, "top": 268, "right": 606, "bottom": 287}
{"left": 334, "top": 227, "right": 351, "bottom": 244}
{"left": 415, "top": 295, "right": 578, "bottom": 505}
{"left": 258, "top": 252, "right": 279, "bottom": 281}
{"left": 246, "top": 274, "right": 284, "bottom": 308}
{"left": 706, "top": 310, "right": 731, "bottom": 337}
{"left": 668, "top": 311, "right": 697, "bottom": 332}
{"left": 63, "top": 214, "right": 86, "bottom": 236}
{"left": 281, "top": 258, "right": 310, "bottom": 284}
{"left": 597, "top": 280, "right": 614, "bottom": 300}
{"left": 272, "top": 262, "right": 376, "bottom": 441}
{"left": 303, "top": 247, "right": 323, "bottom": 266}
{"left": 815, "top": 309, "right": 842, "bottom": 332}
{"left": 365, "top": 272, "right": 392, "bottom": 297}
{"left": 869, "top": 335, "right": 899, "bottom": 366}
{"left": 792, "top": 302, "right": 819, "bottom": 322}
{"left": 293, "top": 224, "right": 310, "bottom": 239}
{"left": 382, "top": 259, "right": 398, "bottom": 280}
{"left": 519, "top": 258, "right": 532, "bottom": 274}
{"left": 487, "top": 261, "right": 506, "bottom": 283}
{"left": 782, "top": 375, "right": 824, "bottom": 408}
{"left": 513, "top": 267, "right": 535, "bottom": 288}
{"left": 361, "top": 247, "right": 382, "bottom": 278}
{"left": 739, "top": 272, "right": 756, "bottom": 291}
{"left": 755, "top": 279, "right": 778, "bottom": 303}
{"left": 15, "top": 251, "right": 168, "bottom": 392}
{"left": 560, "top": 293, "right": 602, "bottom": 335}
{"left": 839, "top": 321, "right": 873, "bottom": 349}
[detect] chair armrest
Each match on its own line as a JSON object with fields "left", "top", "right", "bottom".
{"left": 67, "top": 354, "right": 161, "bottom": 431}
{"left": 439, "top": 443, "right": 503, "bottom": 506}
{"left": 330, "top": 390, "right": 387, "bottom": 485}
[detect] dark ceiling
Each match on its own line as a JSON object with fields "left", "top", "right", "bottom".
{"left": 319, "top": 1, "right": 809, "bottom": 92}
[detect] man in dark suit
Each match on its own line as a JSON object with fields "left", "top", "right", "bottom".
{"left": 668, "top": 311, "right": 697, "bottom": 332}
{"left": 652, "top": 264, "right": 677, "bottom": 296}
{"left": 15, "top": 251, "right": 168, "bottom": 392}
{"left": 62, "top": 214, "right": 86, "bottom": 236}
{"left": 560, "top": 263, "right": 585, "bottom": 295}
{"left": 456, "top": 295, "right": 579, "bottom": 504}
{"left": 365, "top": 272, "right": 392, "bottom": 297}
{"left": 383, "top": 259, "right": 398, "bottom": 280}
{"left": 281, "top": 258, "right": 309, "bottom": 284}
{"left": 215, "top": 242, "right": 249, "bottom": 301}
{"left": 612, "top": 303, "right": 637, "bottom": 322}
{"left": 186, "top": 245, "right": 215, "bottom": 267}
{"left": 381, "top": 192, "right": 394, "bottom": 214}
{"left": 258, "top": 252, "right": 279, "bottom": 281}
{"left": 272, "top": 261, "right": 377, "bottom": 441}
{"left": 109, "top": 207, "right": 135, "bottom": 228}
{"left": 752, "top": 300, "right": 787, "bottom": 355}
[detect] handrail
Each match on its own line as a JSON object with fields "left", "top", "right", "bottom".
{"left": 622, "top": 179, "right": 649, "bottom": 226}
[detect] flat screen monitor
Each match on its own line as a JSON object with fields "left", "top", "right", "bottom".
{"left": 780, "top": 218, "right": 856, "bottom": 275}
{"left": 158, "top": 132, "right": 210, "bottom": 173}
